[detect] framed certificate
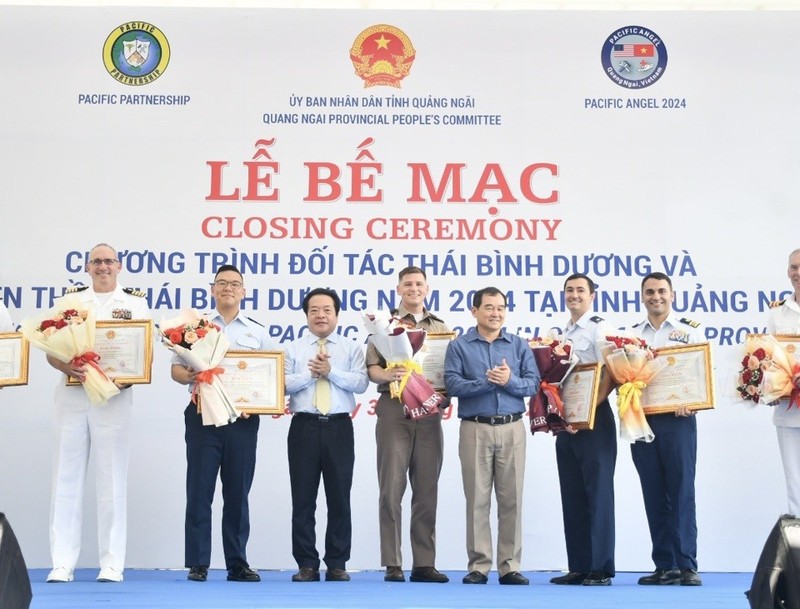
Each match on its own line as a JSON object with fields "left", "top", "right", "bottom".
{"left": 217, "top": 350, "right": 285, "bottom": 415}
{"left": 0, "top": 332, "right": 30, "bottom": 387}
{"left": 419, "top": 332, "right": 456, "bottom": 393}
{"left": 561, "top": 362, "right": 602, "bottom": 430}
{"left": 774, "top": 334, "right": 800, "bottom": 365}
{"left": 640, "top": 342, "right": 715, "bottom": 414}
{"left": 67, "top": 320, "right": 153, "bottom": 386}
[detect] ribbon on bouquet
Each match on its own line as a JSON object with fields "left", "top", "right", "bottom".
{"left": 617, "top": 380, "right": 646, "bottom": 419}
{"left": 71, "top": 351, "right": 106, "bottom": 378}
{"left": 192, "top": 367, "right": 226, "bottom": 412}
{"left": 386, "top": 360, "right": 421, "bottom": 400}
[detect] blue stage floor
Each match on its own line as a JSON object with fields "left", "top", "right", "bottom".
{"left": 28, "top": 569, "right": 754, "bottom": 609}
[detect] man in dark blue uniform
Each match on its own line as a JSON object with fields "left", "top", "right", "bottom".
{"left": 551, "top": 273, "right": 617, "bottom": 587}
{"left": 630, "top": 272, "right": 703, "bottom": 586}
{"left": 170, "top": 264, "right": 277, "bottom": 583}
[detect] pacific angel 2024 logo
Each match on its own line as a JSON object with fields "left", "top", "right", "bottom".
{"left": 103, "top": 22, "right": 170, "bottom": 86}
{"left": 601, "top": 25, "right": 667, "bottom": 89}
{"left": 350, "top": 25, "right": 416, "bottom": 88}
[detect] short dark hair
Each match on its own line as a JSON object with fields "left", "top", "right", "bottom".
{"left": 398, "top": 266, "right": 427, "bottom": 281}
{"left": 473, "top": 286, "right": 506, "bottom": 309}
{"left": 214, "top": 264, "right": 243, "bottom": 281}
{"left": 641, "top": 272, "right": 672, "bottom": 290}
{"left": 303, "top": 287, "right": 341, "bottom": 315}
{"left": 563, "top": 273, "right": 596, "bottom": 294}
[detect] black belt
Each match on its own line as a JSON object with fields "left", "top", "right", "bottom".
{"left": 294, "top": 412, "right": 350, "bottom": 422}
{"left": 462, "top": 413, "right": 522, "bottom": 426}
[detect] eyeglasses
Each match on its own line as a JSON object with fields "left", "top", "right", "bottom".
{"left": 89, "top": 258, "right": 118, "bottom": 266}
{"left": 213, "top": 280, "right": 243, "bottom": 290}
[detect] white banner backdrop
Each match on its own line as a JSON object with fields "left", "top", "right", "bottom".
{"left": 0, "top": 7, "right": 797, "bottom": 572}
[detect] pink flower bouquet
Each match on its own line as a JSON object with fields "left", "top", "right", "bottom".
{"left": 528, "top": 336, "right": 578, "bottom": 435}
{"left": 21, "top": 294, "right": 120, "bottom": 405}
{"left": 599, "top": 335, "right": 666, "bottom": 443}
{"left": 160, "top": 310, "right": 238, "bottom": 427}
{"left": 745, "top": 334, "right": 800, "bottom": 407}
{"left": 363, "top": 310, "right": 444, "bottom": 420}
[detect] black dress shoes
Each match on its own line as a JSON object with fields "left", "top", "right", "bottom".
{"left": 582, "top": 571, "right": 612, "bottom": 586}
{"left": 384, "top": 566, "right": 405, "bottom": 582}
{"left": 292, "top": 567, "right": 320, "bottom": 582}
{"left": 187, "top": 566, "right": 208, "bottom": 582}
{"left": 638, "top": 568, "right": 681, "bottom": 585}
{"left": 462, "top": 571, "right": 488, "bottom": 584}
{"left": 410, "top": 567, "right": 449, "bottom": 583}
{"left": 227, "top": 565, "right": 261, "bottom": 582}
{"left": 325, "top": 568, "right": 350, "bottom": 582}
{"left": 499, "top": 571, "right": 529, "bottom": 585}
{"left": 549, "top": 571, "right": 587, "bottom": 585}
{"left": 680, "top": 569, "right": 702, "bottom": 586}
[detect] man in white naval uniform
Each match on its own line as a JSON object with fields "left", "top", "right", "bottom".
{"left": 768, "top": 248, "right": 800, "bottom": 518}
{"left": 45, "top": 243, "right": 150, "bottom": 583}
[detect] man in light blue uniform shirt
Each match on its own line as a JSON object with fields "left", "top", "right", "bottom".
{"left": 171, "top": 264, "right": 277, "bottom": 584}
{"left": 284, "top": 288, "right": 369, "bottom": 583}
{"left": 445, "top": 286, "right": 540, "bottom": 586}
{"left": 630, "top": 272, "right": 703, "bottom": 587}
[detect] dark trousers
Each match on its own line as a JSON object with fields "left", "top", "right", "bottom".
{"left": 555, "top": 399, "right": 617, "bottom": 575}
{"left": 184, "top": 404, "right": 258, "bottom": 570}
{"left": 288, "top": 413, "right": 355, "bottom": 570}
{"left": 631, "top": 414, "right": 698, "bottom": 571}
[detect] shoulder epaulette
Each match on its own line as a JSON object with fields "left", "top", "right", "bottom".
{"left": 589, "top": 315, "right": 604, "bottom": 323}
{"left": 246, "top": 316, "right": 265, "bottom": 327}
{"left": 123, "top": 287, "right": 146, "bottom": 298}
{"left": 770, "top": 299, "right": 786, "bottom": 309}
{"left": 65, "top": 286, "right": 89, "bottom": 293}
{"left": 679, "top": 317, "right": 701, "bottom": 328}
{"left": 632, "top": 321, "right": 643, "bottom": 328}
{"left": 427, "top": 311, "right": 445, "bottom": 324}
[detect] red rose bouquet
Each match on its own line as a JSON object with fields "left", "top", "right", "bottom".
{"left": 160, "top": 310, "right": 237, "bottom": 427}
{"left": 363, "top": 310, "right": 444, "bottom": 420}
{"left": 21, "top": 294, "right": 120, "bottom": 405}
{"left": 528, "top": 336, "right": 578, "bottom": 435}
{"left": 599, "top": 334, "right": 666, "bottom": 443}
{"left": 736, "top": 335, "right": 773, "bottom": 403}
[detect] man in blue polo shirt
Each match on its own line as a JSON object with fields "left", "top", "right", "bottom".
{"left": 445, "top": 286, "right": 540, "bottom": 586}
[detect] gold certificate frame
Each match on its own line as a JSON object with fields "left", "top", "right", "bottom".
{"left": 640, "top": 342, "right": 715, "bottom": 415}
{"left": 0, "top": 332, "right": 30, "bottom": 387}
{"left": 561, "top": 362, "right": 602, "bottom": 430}
{"left": 419, "top": 332, "right": 456, "bottom": 393}
{"left": 67, "top": 320, "right": 153, "bottom": 386}
{"left": 218, "top": 350, "right": 285, "bottom": 415}
{"left": 773, "top": 334, "right": 800, "bottom": 365}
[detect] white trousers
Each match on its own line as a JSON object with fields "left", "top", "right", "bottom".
{"left": 776, "top": 425, "right": 800, "bottom": 517}
{"left": 50, "top": 384, "right": 132, "bottom": 571}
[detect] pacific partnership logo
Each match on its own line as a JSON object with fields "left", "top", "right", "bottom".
{"left": 103, "top": 22, "right": 171, "bottom": 86}
{"left": 601, "top": 25, "right": 668, "bottom": 89}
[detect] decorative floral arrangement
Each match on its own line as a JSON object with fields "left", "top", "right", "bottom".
{"left": 599, "top": 334, "right": 666, "bottom": 443}
{"left": 160, "top": 310, "right": 237, "bottom": 427}
{"left": 163, "top": 317, "right": 220, "bottom": 349}
{"left": 36, "top": 308, "right": 87, "bottom": 335}
{"left": 21, "top": 294, "right": 119, "bottom": 405}
{"left": 528, "top": 336, "right": 577, "bottom": 435}
{"left": 363, "top": 310, "right": 444, "bottom": 420}
{"left": 738, "top": 334, "right": 800, "bottom": 407}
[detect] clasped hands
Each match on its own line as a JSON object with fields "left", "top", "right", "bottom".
{"left": 486, "top": 359, "right": 511, "bottom": 386}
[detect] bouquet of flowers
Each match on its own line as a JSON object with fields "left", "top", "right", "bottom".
{"left": 736, "top": 334, "right": 774, "bottom": 403}
{"left": 160, "top": 310, "right": 238, "bottom": 427}
{"left": 20, "top": 294, "right": 120, "bottom": 405}
{"left": 599, "top": 334, "right": 667, "bottom": 443}
{"left": 527, "top": 335, "right": 578, "bottom": 435}
{"left": 738, "top": 334, "right": 800, "bottom": 407}
{"left": 363, "top": 310, "right": 444, "bottom": 420}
